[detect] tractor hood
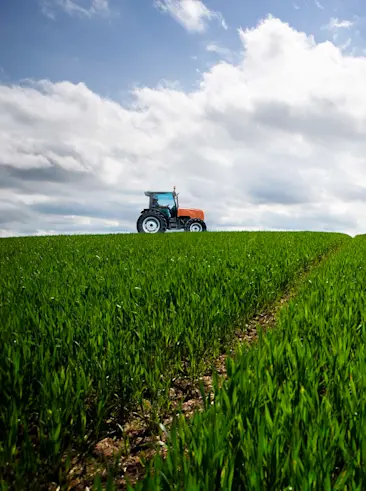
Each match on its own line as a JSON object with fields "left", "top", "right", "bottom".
{"left": 178, "top": 208, "right": 205, "bottom": 220}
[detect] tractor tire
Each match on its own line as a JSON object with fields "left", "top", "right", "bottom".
{"left": 184, "top": 218, "right": 207, "bottom": 232}
{"left": 137, "top": 210, "right": 168, "bottom": 234}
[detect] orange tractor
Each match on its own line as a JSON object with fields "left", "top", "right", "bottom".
{"left": 137, "top": 187, "right": 207, "bottom": 233}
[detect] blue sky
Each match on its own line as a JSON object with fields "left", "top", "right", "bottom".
{"left": 1, "top": 0, "right": 363, "bottom": 99}
{"left": 2, "top": 0, "right": 366, "bottom": 237}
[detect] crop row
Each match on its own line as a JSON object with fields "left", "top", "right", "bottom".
{"left": 134, "top": 235, "right": 366, "bottom": 490}
{"left": 0, "top": 231, "right": 347, "bottom": 486}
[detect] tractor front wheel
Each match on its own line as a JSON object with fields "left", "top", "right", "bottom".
{"left": 184, "top": 218, "right": 207, "bottom": 232}
{"left": 137, "top": 210, "right": 168, "bottom": 234}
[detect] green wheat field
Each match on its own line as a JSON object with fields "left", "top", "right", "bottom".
{"left": 2, "top": 231, "right": 366, "bottom": 489}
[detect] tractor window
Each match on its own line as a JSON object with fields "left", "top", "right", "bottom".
{"left": 154, "top": 193, "right": 175, "bottom": 208}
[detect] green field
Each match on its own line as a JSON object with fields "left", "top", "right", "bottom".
{"left": 0, "top": 231, "right": 356, "bottom": 488}
{"left": 136, "top": 235, "right": 366, "bottom": 490}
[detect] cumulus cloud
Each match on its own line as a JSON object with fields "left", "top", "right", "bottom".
{"left": 2, "top": 16, "right": 366, "bottom": 237}
{"left": 154, "top": 0, "right": 227, "bottom": 32}
{"left": 40, "top": 0, "right": 111, "bottom": 19}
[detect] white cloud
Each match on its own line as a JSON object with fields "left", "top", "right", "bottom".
{"left": 315, "top": 0, "right": 324, "bottom": 10}
{"left": 322, "top": 17, "right": 358, "bottom": 53}
{"left": 40, "top": 0, "right": 111, "bottom": 19}
{"left": 3, "top": 16, "right": 366, "bottom": 237}
{"left": 324, "top": 17, "right": 354, "bottom": 30}
{"left": 206, "top": 43, "right": 235, "bottom": 62}
{"left": 154, "top": 0, "right": 227, "bottom": 33}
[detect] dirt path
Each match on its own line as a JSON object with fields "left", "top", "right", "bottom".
{"left": 54, "top": 243, "right": 344, "bottom": 491}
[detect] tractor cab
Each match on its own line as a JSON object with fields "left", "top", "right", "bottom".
{"left": 137, "top": 187, "right": 207, "bottom": 234}
{"left": 145, "top": 191, "right": 178, "bottom": 219}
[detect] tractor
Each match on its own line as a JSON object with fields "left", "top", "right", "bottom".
{"left": 136, "top": 187, "right": 207, "bottom": 233}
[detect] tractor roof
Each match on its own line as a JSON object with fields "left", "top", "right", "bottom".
{"left": 144, "top": 191, "right": 174, "bottom": 196}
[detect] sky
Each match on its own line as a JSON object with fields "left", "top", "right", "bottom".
{"left": 1, "top": 0, "right": 366, "bottom": 237}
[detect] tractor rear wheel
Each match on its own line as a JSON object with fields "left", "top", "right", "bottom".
{"left": 137, "top": 210, "right": 168, "bottom": 234}
{"left": 184, "top": 218, "right": 207, "bottom": 232}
